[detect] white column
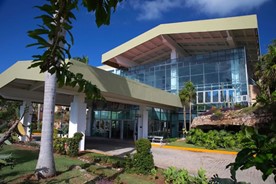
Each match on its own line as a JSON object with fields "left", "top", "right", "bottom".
{"left": 137, "top": 110, "right": 143, "bottom": 139}
{"left": 171, "top": 49, "right": 178, "bottom": 59}
{"left": 19, "top": 100, "right": 33, "bottom": 141}
{"left": 69, "top": 95, "right": 87, "bottom": 151}
{"left": 137, "top": 105, "right": 148, "bottom": 139}
{"left": 85, "top": 107, "right": 92, "bottom": 136}
{"left": 171, "top": 49, "right": 179, "bottom": 93}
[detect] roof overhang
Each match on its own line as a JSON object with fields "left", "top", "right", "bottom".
{"left": 0, "top": 60, "right": 182, "bottom": 109}
{"left": 102, "top": 15, "right": 259, "bottom": 68}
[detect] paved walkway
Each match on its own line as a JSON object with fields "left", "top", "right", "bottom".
{"left": 85, "top": 137, "right": 274, "bottom": 184}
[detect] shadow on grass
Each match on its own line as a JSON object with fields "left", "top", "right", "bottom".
{"left": 1, "top": 145, "right": 39, "bottom": 164}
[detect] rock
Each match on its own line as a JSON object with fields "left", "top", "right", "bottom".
{"left": 192, "top": 109, "right": 273, "bottom": 128}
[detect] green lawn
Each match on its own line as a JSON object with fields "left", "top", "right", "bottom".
{"left": 167, "top": 140, "right": 239, "bottom": 152}
{"left": 0, "top": 145, "right": 160, "bottom": 183}
{"left": 0, "top": 144, "right": 87, "bottom": 183}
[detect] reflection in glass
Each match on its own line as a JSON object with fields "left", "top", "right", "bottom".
{"left": 220, "top": 90, "right": 227, "bottom": 102}
{"left": 205, "top": 91, "right": 211, "bottom": 103}
{"left": 213, "top": 91, "right": 219, "bottom": 102}
{"left": 198, "top": 92, "right": 203, "bottom": 103}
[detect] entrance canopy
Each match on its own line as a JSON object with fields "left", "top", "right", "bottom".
{"left": 0, "top": 60, "right": 182, "bottom": 109}
{"left": 102, "top": 15, "right": 259, "bottom": 69}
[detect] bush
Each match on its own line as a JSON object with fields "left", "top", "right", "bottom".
{"left": 53, "top": 138, "right": 67, "bottom": 155}
{"left": 67, "top": 133, "right": 83, "bottom": 157}
{"left": 163, "top": 167, "right": 208, "bottom": 184}
{"left": 126, "top": 138, "right": 154, "bottom": 174}
{"left": 73, "top": 132, "right": 83, "bottom": 141}
{"left": 186, "top": 128, "right": 251, "bottom": 150}
{"left": 227, "top": 125, "right": 276, "bottom": 181}
{"left": 53, "top": 132, "right": 83, "bottom": 157}
{"left": 211, "top": 109, "right": 224, "bottom": 120}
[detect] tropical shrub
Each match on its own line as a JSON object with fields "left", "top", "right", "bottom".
{"left": 126, "top": 138, "right": 154, "bottom": 174}
{"left": 163, "top": 167, "right": 208, "bottom": 184}
{"left": 53, "top": 132, "right": 83, "bottom": 157}
{"left": 186, "top": 128, "right": 251, "bottom": 150}
{"left": 227, "top": 125, "right": 276, "bottom": 182}
{"left": 67, "top": 132, "right": 83, "bottom": 157}
{"left": 210, "top": 109, "right": 224, "bottom": 120}
{"left": 53, "top": 138, "right": 67, "bottom": 155}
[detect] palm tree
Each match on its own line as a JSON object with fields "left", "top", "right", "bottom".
{"left": 179, "top": 81, "right": 196, "bottom": 131}
{"left": 28, "top": 0, "right": 122, "bottom": 178}
{"left": 73, "top": 56, "right": 89, "bottom": 64}
{"left": 254, "top": 40, "right": 276, "bottom": 104}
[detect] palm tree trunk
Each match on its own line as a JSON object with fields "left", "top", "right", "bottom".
{"left": 183, "top": 106, "right": 186, "bottom": 131}
{"left": 189, "top": 103, "right": 192, "bottom": 130}
{"left": 35, "top": 72, "right": 57, "bottom": 178}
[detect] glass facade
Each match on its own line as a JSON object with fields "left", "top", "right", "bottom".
{"left": 117, "top": 48, "right": 248, "bottom": 106}
{"left": 93, "top": 48, "right": 250, "bottom": 139}
{"left": 91, "top": 101, "right": 176, "bottom": 139}
{"left": 92, "top": 101, "right": 138, "bottom": 139}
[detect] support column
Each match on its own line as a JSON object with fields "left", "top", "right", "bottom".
{"left": 171, "top": 49, "right": 179, "bottom": 93}
{"left": 69, "top": 95, "right": 87, "bottom": 151}
{"left": 137, "top": 105, "right": 148, "bottom": 139}
{"left": 19, "top": 100, "right": 33, "bottom": 141}
{"left": 85, "top": 107, "right": 92, "bottom": 136}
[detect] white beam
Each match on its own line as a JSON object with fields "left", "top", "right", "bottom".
{"left": 161, "top": 35, "right": 188, "bottom": 56}
{"left": 132, "top": 45, "right": 167, "bottom": 61}
{"left": 115, "top": 55, "right": 138, "bottom": 68}
{"left": 226, "top": 31, "right": 236, "bottom": 48}
{"left": 142, "top": 52, "right": 169, "bottom": 65}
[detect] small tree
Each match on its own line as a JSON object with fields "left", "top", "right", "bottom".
{"left": 128, "top": 138, "right": 154, "bottom": 174}
{"left": 179, "top": 81, "right": 196, "bottom": 130}
{"left": 27, "top": 0, "right": 123, "bottom": 178}
{"left": 254, "top": 40, "right": 276, "bottom": 105}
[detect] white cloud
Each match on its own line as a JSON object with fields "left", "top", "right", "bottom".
{"left": 186, "top": 0, "right": 270, "bottom": 16}
{"left": 128, "top": 0, "right": 270, "bottom": 20}
{"left": 130, "top": 0, "right": 183, "bottom": 20}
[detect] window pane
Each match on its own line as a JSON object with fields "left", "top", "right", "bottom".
{"left": 204, "top": 62, "right": 218, "bottom": 74}
{"left": 191, "top": 64, "right": 203, "bottom": 75}
{"left": 213, "top": 91, "right": 219, "bottom": 102}
{"left": 205, "top": 73, "right": 218, "bottom": 84}
{"left": 220, "top": 90, "right": 227, "bottom": 102}
{"left": 191, "top": 75, "right": 203, "bottom": 85}
{"left": 205, "top": 91, "right": 211, "bottom": 103}
{"left": 179, "top": 67, "right": 190, "bottom": 77}
{"left": 229, "top": 90, "right": 235, "bottom": 102}
{"left": 198, "top": 92, "right": 203, "bottom": 103}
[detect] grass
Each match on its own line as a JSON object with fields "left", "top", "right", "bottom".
{"left": 0, "top": 144, "right": 161, "bottom": 183}
{"left": 166, "top": 140, "right": 239, "bottom": 152}
{"left": 0, "top": 144, "right": 88, "bottom": 183}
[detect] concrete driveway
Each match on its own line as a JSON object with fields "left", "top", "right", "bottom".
{"left": 85, "top": 137, "right": 274, "bottom": 184}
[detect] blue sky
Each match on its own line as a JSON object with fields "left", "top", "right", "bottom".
{"left": 0, "top": 0, "right": 275, "bottom": 73}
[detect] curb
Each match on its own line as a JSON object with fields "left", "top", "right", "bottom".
{"left": 151, "top": 143, "right": 238, "bottom": 155}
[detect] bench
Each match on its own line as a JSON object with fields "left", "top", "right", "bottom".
{"left": 148, "top": 135, "right": 164, "bottom": 143}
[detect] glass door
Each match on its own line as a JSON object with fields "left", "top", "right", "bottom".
{"left": 123, "top": 120, "right": 134, "bottom": 140}
{"left": 111, "top": 120, "right": 120, "bottom": 139}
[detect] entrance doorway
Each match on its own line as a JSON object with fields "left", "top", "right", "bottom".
{"left": 123, "top": 120, "right": 134, "bottom": 140}
{"left": 111, "top": 120, "right": 120, "bottom": 139}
